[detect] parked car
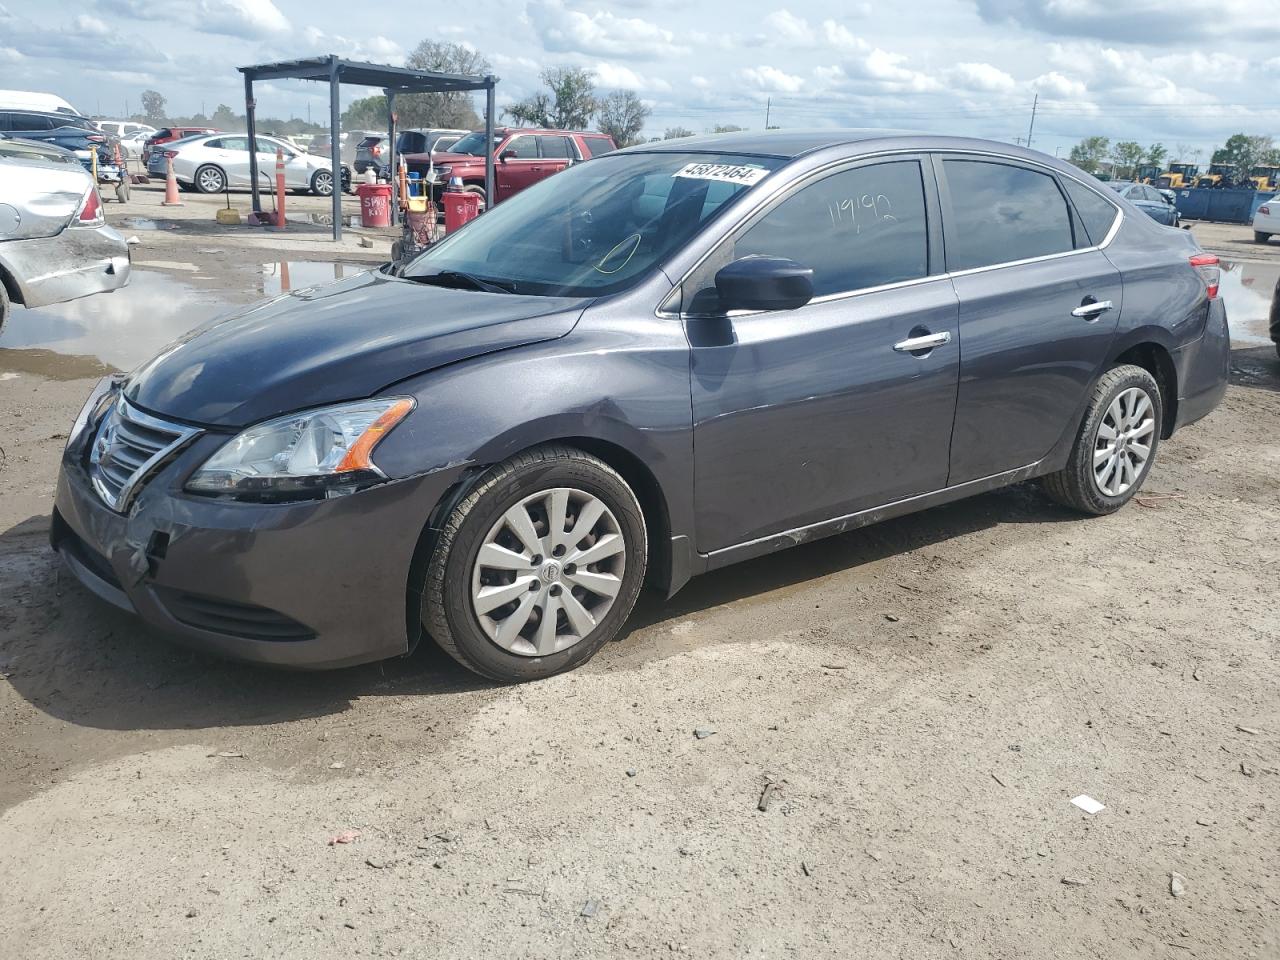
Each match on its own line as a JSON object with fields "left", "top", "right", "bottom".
{"left": 119, "top": 129, "right": 152, "bottom": 159}
{"left": 1252, "top": 195, "right": 1278, "bottom": 244}
{"left": 140, "top": 127, "right": 218, "bottom": 165}
{"left": 354, "top": 128, "right": 470, "bottom": 177}
{"left": 0, "top": 158, "right": 131, "bottom": 334}
{"left": 51, "top": 132, "right": 1229, "bottom": 680}
{"left": 158, "top": 133, "right": 348, "bottom": 196}
{"left": 95, "top": 120, "right": 156, "bottom": 140}
{"left": 145, "top": 133, "right": 211, "bottom": 177}
{"left": 1107, "top": 181, "right": 1179, "bottom": 226}
{"left": 404, "top": 127, "right": 617, "bottom": 204}
{"left": 0, "top": 134, "right": 80, "bottom": 165}
{"left": 0, "top": 110, "right": 119, "bottom": 177}
{"left": 352, "top": 133, "right": 389, "bottom": 175}
{"left": 0, "top": 90, "right": 80, "bottom": 115}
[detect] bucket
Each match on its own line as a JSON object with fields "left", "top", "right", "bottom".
{"left": 356, "top": 183, "right": 393, "bottom": 228}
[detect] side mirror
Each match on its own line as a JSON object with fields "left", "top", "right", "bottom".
{"left": 714, "top": 256, "right": 814, "bottom": 312}
{"left": 499, "top": 149, "right": 515, "bottom": 163}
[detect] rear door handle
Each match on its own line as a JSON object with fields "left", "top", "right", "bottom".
{"left": 893, "top": 331, "right": 952, "bottom": 353}
{"left": 1072, "top": 299, "right": 1113, "bottom": 319}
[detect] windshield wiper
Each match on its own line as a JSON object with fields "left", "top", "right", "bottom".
{"left": 411, "top": 270, "right": 517, "bottom": 294}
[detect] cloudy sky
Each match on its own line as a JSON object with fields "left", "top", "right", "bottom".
{"left": 1, "top": 0, "right": 1277, "bottom": 160}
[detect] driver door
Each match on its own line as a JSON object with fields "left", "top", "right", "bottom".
{"left": 683, "top": 157, "right": 960, "bottom": 554}
{"left": 495, "top": 135, "right": 540, "bottom": 201}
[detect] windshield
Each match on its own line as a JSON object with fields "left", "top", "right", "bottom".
{"left": 404, "top": 152, "right": 784, "bottom": 297}
{"left": 445, "top": 131, "right": 499, "bottom": 156}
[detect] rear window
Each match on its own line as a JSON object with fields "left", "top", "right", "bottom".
{"left": 583, "top": 136, "right": 615, "bottom": 158}
{"left": 358, "top": 136, "right": 382, "bottom": 148}
{"left": 1062, "top": 178, "right": 1119, "bottom": 247}
{"left": 943, "top": 160, "right": 1075, "bottom": 271}
{"left": 397, "top": 132, "right": 427, "bottom": 154}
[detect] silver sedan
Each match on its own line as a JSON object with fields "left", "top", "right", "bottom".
{"left": 0, "top": 158, "right": 130, "bottom": 332}
{"left": 164, "top": 134, "right": 346, "bottom": 196}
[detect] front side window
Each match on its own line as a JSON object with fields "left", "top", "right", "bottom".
{"left": 943, "top": 160, "right": 1074, "bottom": 271}
{"left": 404, "top": 151, "right": 783, "bottom": 297}
{"left": 503, "top": 136, "right": 537, "bottom": 159}
{"left": 727, "top": 160, "right": 930, "bottom": 300}
{"left": 1062, "top": 178, "right": 1119, "bottom": 247}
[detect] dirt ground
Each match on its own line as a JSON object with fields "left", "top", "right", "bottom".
{"left": 0, "top": 187, "right": 1277, "bottom": 959}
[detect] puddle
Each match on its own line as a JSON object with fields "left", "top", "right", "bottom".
{"left": 292, "top": 212, "right": 363, "bottom": 228}
{"left": 0, "top": 270, "right": 226, "bottom": 375}
{"left": 259, "top": 260, "right": 368, "bottom": 297}
{"left": 118, "top": 217, "right": 177, "bottom": 232}
{"left": 1219, "top": 259, "right": 1278, "bottom": 346}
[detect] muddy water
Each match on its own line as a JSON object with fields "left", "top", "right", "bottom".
{"left": 0, "top": 262, "right": 370, "bottom": 376}
{"left": 1219, "top": 259, "right": 1277, "bottom": 346}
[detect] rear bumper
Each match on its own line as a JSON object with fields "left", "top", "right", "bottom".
{"left": 1173, "top": 297, "right": 1230, "bottom": 431}
{"left": 52, "top": 397, "right": 466, "bottom": 670}
{"left": 0, "top": 223, "right": 130, "bottom": 309}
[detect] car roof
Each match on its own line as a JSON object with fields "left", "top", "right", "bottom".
{"left": 623, "top": 129, "right": 1070, "bottom": 162}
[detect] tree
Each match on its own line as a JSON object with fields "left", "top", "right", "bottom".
{"left": 397, "top": 41, "right": 491, "bottom": 129}
{"left": 663, "top": 126, "right": 694, "bottom": 140}
{"left": 595, "top": 90, "right": 650, "bottom": 147}
{"left": 1145, "top": 143, "right": 1168, "bottom": 167}
{"left": 506, "top": 68, "right": 598, "bottom": 129}
{"left": 1067, "top": 136, "right": 1110, "bottom": 174}
{"left": 211, "top": 104, "right": 240, "bottom": 130}
{"left": 1212, "top": 133, "right": 1274, "bottom": 179}
{"left": 1173, "top": 142, "right": 1199, "bottom": 164}
{"left": 343, "top": 95, "right": 390, "bottom": 132}
{"left": 1109, "top": 141, "right": 1144, "bottom": 179}
{"left": 712, "top": 124, "right": 745, "bottom": 134}
{"left": 140, "top": 89, "right": 167, "bottom": 124}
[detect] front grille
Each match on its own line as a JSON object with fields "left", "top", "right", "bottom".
{"left": 89, "top": 398, "right": 199, "bottom": 512}
{"left": 157, "top": 590, "right": 316, "bottom": 642}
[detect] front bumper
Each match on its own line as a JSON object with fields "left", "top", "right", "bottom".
{"left": 52, "top": 390, "right": 466, "bottom": 669}
{"left": 0, "top": 223, "right": 130, "bottom": 309}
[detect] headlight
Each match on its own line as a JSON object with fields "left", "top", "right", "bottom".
{"left": 185, "top": 398, "right": 415, "bottom": 501}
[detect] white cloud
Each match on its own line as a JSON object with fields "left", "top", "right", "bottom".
{"left": 98, "top": 0, "right": 288, "bottom": 39}
{"left": 0, "top": 5, "right": 166, "bottom": 64}
{"left": 1030, "top": 71, "right": 1087, "bottom": 99}
{"left": 821, "top": 20, "right": 867, "bottom": 52}
{"left": 975, "top": 0, "right": 1277, "bottom": 42}
{"left": 950, "top": 62, "right": 1017, "bottom": 93}
{"left": 593, "top": 61, "right": 672, "bottom": 92}
{"left": 300, "top": 27, "right": 405, "bottom": 65}
{"left": 739, "top": 65, "right": 806, "bottom": 94}
{"left": 525, "top": 0, "right": 688, "bottom": 58}
{"left": 762, "top": 10, "right": 815, "bottom": 45}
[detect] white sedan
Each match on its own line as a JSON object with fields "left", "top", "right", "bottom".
{"left": 1253, "top": 195, "right": 1279, "bottom": 244}
{"left": 167, "top": 134, "right": 348, "bottom": 196}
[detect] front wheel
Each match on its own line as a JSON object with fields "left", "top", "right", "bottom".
{"left": 422, "top": 446, "right": 648, "bottom": 682}
{"left": 311, "top": 170, "right": 334, "bottom": 197}
{"left": 1041, "top": 364, "right": 1163, "bottom": 515}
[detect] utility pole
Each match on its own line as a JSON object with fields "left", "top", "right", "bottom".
{"left": 1026, "top": 94, "right": 1038, "bottom": 150}
{"left": 765, "top": 97, "right": 771, "bottom": 129}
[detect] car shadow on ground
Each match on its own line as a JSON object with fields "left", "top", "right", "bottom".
{"left": 1, "top": 482, "right": 1079, "bottom": 734}
{"left": 1230, "top": 344, "right": 1280, "bottom": 393}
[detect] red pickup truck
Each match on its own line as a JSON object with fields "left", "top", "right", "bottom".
{"left": 403, "top": 127, "right": 616, "bottom": 204}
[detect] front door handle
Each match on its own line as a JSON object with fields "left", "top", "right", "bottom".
{"left": 893, "top": 330, "right": 952, "bottom": 353}
{"left": 1072, "top": 299, "right": 1113, "bottom": 319}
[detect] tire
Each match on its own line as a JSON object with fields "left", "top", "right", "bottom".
{"left": 462, "top": 183, "right": 488, "bottom": 210}
{"left": 310, "top": 170, "right": 334, "bottom": 197}
{"left": 1041, "top": 364, "right": 1163, "bottom": 515}
{"left": 422, "top": 445, "right": 648, "bottom": 682}
{"left": 1255, "top": 231, "right": 1271, "bottom": 244}
{"left": 194, "top": 164, "right": 226, "bottom": 194}
{"left": 0, "top": 281, "right": 10, "bottom": 338}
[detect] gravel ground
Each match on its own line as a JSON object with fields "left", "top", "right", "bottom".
{"left": 0, "top": 194, "right": 1277, "bottom": 958}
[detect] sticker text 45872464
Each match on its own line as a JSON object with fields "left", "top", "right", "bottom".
{"left": 672, "top": 162, "right": 770, "bottom": 186}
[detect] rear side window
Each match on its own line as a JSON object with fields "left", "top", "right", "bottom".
{"left": 943, "top": 160, "right": 1074, "bottom": 270}
{"left": 1062, "top": 178, "right": 1119, "bottom": 247}
{"left": 733, "top": 160, "right": 930, "bottom": 298}
{"left": 0, "top": 114, "right": 11, "bottom": 132}
{"left": 16, "top": 114, "right": 54, "bottom": 131}
{"left": 582, "top": 136, "right": 615, "bottom": 157}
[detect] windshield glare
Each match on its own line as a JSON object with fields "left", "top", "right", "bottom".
{"left": 404, "top": 152, "right": 783, "bottom": 297}
{"left": 444, "top": 131, "right": 501, "bottom": 156}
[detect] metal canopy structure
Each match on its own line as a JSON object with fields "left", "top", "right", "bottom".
{"left": 238, "top": 55, "right": 497, "bottom": 241}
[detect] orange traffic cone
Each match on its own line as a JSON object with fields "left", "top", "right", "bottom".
{"left": 162, "top": 156, "right": 183, "bottom": 206}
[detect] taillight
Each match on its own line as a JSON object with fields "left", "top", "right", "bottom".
{"left": 164, "top": 150, "right": 178, "bottom": 159}
{"left": 77, "top": 187, "right": 101, "bottom": 224}
{"left": 1260, "top": 205, "right": 1271, "bottom": 215}
{"left": 86, "top": 134, "right": 105, "bottom": 143}
{"left": 1189, "top": 253, "right": 1219, "bottom": 300}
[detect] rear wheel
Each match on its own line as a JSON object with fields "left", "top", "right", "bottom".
{"left": 422, "top": 445, "right": 647, "bottom": 682}
{"left": 0, "top": 281, "right": 10, "bottom": 338}
{"left": 1255, "top": 231, "right": 1271, "bottom": 244}
{"left": 194, "top": 164, "right": 226, "bottom": 194}
{"left": 1041, "top": 364, "right": 1162, "bottom": 515}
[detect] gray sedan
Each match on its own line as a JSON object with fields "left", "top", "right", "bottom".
{"left": 0, "top": 158, "right": 131, "bottom": 332}
{"left": 53, "top": 132, "right": 1227, "bottom": 681}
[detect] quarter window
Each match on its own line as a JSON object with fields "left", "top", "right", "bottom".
{"left": 582, "top": 136, "right": 616, "bottom": 157}
{"left": 732, "top": 160, "right": 930, "bottom": 299}
{"left": 943, "top": 160, "right": 1075, "bottom": 270}
{"left": 1062, "top": 178, "right": 1119, "bottom": 247}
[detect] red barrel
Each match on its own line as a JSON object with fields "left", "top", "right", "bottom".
{"left": 444, "top": 190, "right": 482, "bottom": 233}
{"left": 356, "top": 183, "right": 393, "bottom": 228}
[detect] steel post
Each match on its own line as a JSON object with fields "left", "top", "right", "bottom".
{"left": 329, "top": 57, "right": 342, "bottom": 241}
{"left": 245, "top": 73, "right": 260, "bottom": 214}
{"left": 484, "top": 78, "right": 496, "bottom": 209}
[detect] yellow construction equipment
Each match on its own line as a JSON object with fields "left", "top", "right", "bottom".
{"left": 1155, "top": 163, "right": 1198, "bottom": 189}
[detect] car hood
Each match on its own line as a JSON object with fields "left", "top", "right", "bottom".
{"left": 125, "top": 270, "right": 588, "bottom": 428}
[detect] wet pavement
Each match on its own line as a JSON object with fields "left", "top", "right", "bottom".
{"left": 0, "top": 262, "right": 371, "bottom": 374}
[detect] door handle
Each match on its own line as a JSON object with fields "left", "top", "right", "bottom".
{"left": 1072, "top": 299, "right": 1113, "bottom": 319}
{"left": 893, "top": 330, "right": 952, "bottom": 353}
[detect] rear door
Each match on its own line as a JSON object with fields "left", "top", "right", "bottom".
{"left": 938, "top": 156, "right": 1122, "bottom": 484}
{"left": 686, "top": 156, "right": 960, "bottom": 552}
{"left": 212, "top": 137, "right": 251, "bottom": 184}
{"left": 535, "top": 135, "right": 575, "bottom": 180}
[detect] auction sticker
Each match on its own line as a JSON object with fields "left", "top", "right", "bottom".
{"left": 673, "top": 162, "right": 769, "bottom": 186}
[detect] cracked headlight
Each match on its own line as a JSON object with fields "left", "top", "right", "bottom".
{"left": 185, "top": 398, "right": 414, "bottom": 501}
